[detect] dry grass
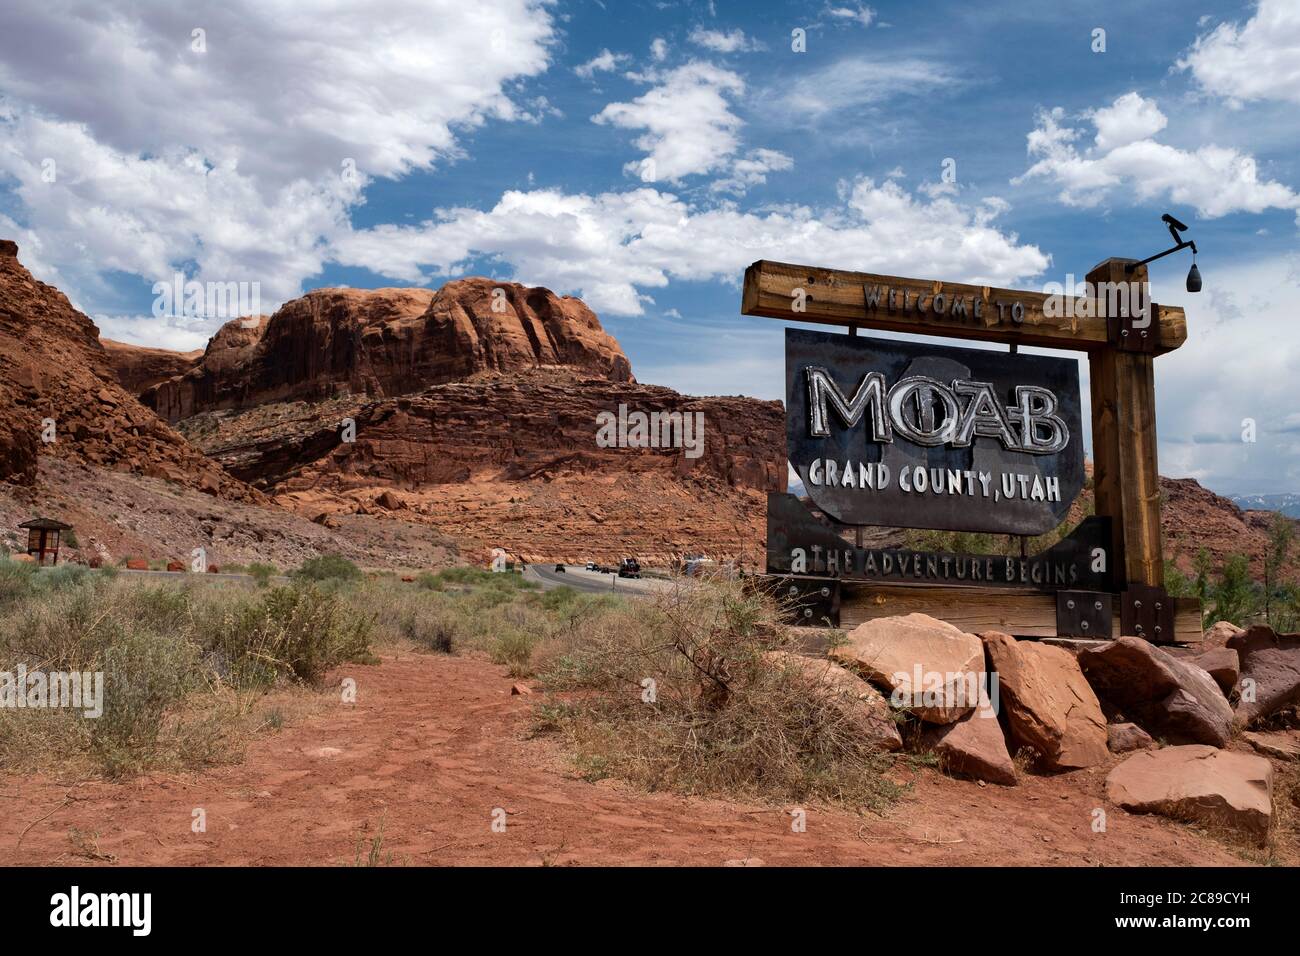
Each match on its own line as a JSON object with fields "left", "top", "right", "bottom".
{"left": 531, "top": 577, "right": 903, "bottom": 811}
{"left": 0, "top": 558, "right": 374, "bottom": 778}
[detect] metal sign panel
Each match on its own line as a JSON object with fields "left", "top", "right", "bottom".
{"left": 766, "top": 492, "right": 1110, "bottom": 592}
{"left": 786, "top": 328, "right": 1084, "bottom": 535}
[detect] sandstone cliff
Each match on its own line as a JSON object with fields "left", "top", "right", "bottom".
{"left": 144, "top": 278, "right": 632, "bottom": 422}
{"left": 0, "top": 241, "right": 258, "bottom": 501}
{"left": 102, "top": 339, "right": 203, "bottom": 395}
{"left": 188, "top": 368, "right": 785, "bottom": 564}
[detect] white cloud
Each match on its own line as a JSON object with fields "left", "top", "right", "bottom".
{"left": 329, "top": 176, "right": 1049, "bottom": 317}
{"left": 575, "top": 49, "right": 628, "bottom": 79}
{"left": 1178, "top": 0, "right": 1300, "bottom": 105}
{"left": 769, "top": 55, "right": 956, "bottom": 118}
{"left": 1015, "top": 94, "right": 1300, "bottom": 220}
{"left": 1088, "top": 91, "right": 1168, "bottom": 152}
{"left": 1150, "top": 256, "right": 1300, "bottom": 494}
{"left": 0, "top": 0, "right": 557, "bottom": 336}
{"left": 650, "top": 38, "right": 669, "bottom": 62}
{"left": 710, "top": 148, "right": 794, "bottom": 194}
{"left": 0, "top": 107, "right": 359, "bottom": 308}
{"left": 688, "top": 28, "right": 765, "bottom": 53}
{"left": 824, "top": 4, "right": 877, "bottom": 28}
{"left": 93, "top": 312, "right": 214, "bottom": 353}
{"left": 0, "top": 1, "right": 556, "bottom": 187}
{"left": 592, "top": 61, "right": 747, "bottom": 183}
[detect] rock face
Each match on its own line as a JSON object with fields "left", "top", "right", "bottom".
{"left": 144, "top": 279, "right": 632, "bottom": 422}
{"left": 1107, "top": 722, "right": 1155, "bottom": 753}
{"left": 830, "top": 613, "right": 985, "bottom": 724}
{"left": 1078, "top": 637, "right": 1234, "bottom": 747}
{"left": 195, "top": 368, "right": 786, "bottom": 564}
{"left": 762, "top": 651, "right": 902, "bottom": 752}
{"left": 1106, "top": 745, "right": 1274, "bottom": 841}
{"left": 1242, "top": 730, "right": 1300, "bottom": 761}
{"left": 101, "top": 339, "right": 203, "bottom": 396}
{"left": 921, "top": 700, "right": 1017, "bottom": 785}
{"left": 1185, "top": 647, "right": 1240, "bottom": 697}
{"left": 1228, "top": 625, "right": 1300, "bottom": 726}
{"left": 982, "top": 632, "right": 1109, "bottom": 770}
{"left": 0, "top": 242, "right": 256, "bottom": 500}
{"left": 1162, "top": 477, "right": 1300, "bottom": 584}
{"left": 0, "top": 383, "right": 39, "bottom": 484}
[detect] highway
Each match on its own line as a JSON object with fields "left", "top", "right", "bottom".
{"left": 525, "top": 564, "right": 669, "bottom": 597}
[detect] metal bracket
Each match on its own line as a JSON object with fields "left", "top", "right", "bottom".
{"left": 770, "top": 576, "right": 840, "bottom": 628}
{"left": 1119, "top": 584, "right": 1175, "bottom": 643}
{"left": 1107, "top": 298, "right": 1159, "bottom": 353}
{"left": 1055, "top": 590, "right": 1112, "bottom": 639}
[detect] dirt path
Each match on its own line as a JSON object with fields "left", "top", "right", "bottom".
{"left": 0, "top": 651, "right": 1256, "bottom": 867}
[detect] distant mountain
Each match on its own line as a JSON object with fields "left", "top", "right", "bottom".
{"left": 1230, "top": 493, "right": 1300, "bottom": 519}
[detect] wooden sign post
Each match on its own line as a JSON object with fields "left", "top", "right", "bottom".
{"left": 742, "top": 257, "right": 1201, "bottom": 644}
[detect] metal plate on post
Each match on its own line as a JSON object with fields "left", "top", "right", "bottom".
{"left": 1105, "top": 286, "right": 1159, "bottom": 354}
{"left": 1119, "top": 584, "right": 1175, "bottom": 642}
{"left": 1056, "top": 590, "right": 1112, "bottom": 639}
{"left": 770, "top": 575, "right": 840, "bottom": 627}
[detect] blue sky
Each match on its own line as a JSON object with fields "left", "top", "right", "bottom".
{"left": 1, "top": 0, "right": 1298, "bottom": 496}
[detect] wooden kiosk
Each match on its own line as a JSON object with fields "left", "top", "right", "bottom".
{"left": 19, "top": 517, "right": 72, "bottom": 566}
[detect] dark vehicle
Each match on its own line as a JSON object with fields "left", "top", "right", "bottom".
{"left": 617, "top": 557, "right": 641, "bottom": 578}
{"left": 554, "top": 563, "right": 566, "bottom": 573}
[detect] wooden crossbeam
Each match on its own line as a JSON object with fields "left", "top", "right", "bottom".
{"left": 742, "top": 259, "right": 1187, "bottom": 353}
{"left": 837, "top": 583, "right": 1203, "bottom": 643}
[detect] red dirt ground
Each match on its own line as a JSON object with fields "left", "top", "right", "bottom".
{"left": 0, "top": 651, "right": 1262, "bottom": 867}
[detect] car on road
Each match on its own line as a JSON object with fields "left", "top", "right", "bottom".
{"left": 554, "top": 563, "right": 566, "bottom": 573}
{"left": 585, "top": 561, "right": 596, "bottom": 571}
{"left": 617, "top": 557, "right": 641, "bottom": 578}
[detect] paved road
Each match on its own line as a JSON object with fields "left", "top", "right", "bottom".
{"left": 525, "top": 564, "right": 667, "bottom": 597}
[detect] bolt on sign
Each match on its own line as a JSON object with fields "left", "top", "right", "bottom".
{"left": 787, "top": 329, "right": 1084, "bottom": 536}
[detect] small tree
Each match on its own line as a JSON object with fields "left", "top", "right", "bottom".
{"left": 1192, "top": 547, "right": 1213, "bottom": 613}
{"left": 1207, "top": 554, "right": 1259, "bottom": 628}
{"left": 1263, "top": 513, "right": 1294, "bottom": 628}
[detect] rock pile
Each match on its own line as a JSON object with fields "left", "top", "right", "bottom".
{"left": 798, "top": 613, "right": 1300, "bottom": 843}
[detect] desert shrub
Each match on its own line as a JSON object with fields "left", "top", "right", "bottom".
{"left": 535, "top": 579, "right": 900, "bottom": 809}
{"left": 1207, "top": 554, "right": 1262, "bottom": 627}
{"left": 292, "top": 553, "right": 362, "bottom": 584}
{"left": 91, "top": 628, "right": 201, "bottom": 777}
{"left": 203, "top": 584, "right": 375, "bottom": 688}
{"left": 246, "top": 562, "right": 278, "bottom": 588}
{"left": 397, "top": 604, "right": 459, "bottom": 653}
{"left": 0, "top": 571, "right": 374, "bottom": 778}
{"left": 0, "top": 556, "right": 40, "bottom": 607}
{"left": 42, "top": 563, "right": 90, "bottom": 592}
{"left": 429, "top": 566, "right": 537, "bottom": 592}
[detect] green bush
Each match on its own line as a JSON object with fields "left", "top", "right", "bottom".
{"left": 0, "top": 569, "right": 376, "bottom": 777}
{"left": 0, "top": 557, "right": 38, "bottom": 608}
{"left": 206, "top": 584, "right": 375, "bottom": 688}
{"left": 92, "top": 629, "right": 200, "bottom": 777}
{"left": 246, "top": 562, "right": 278, "bottom": 588}
{"left": 292, "top": 553, "right": 362, "bottom": 583}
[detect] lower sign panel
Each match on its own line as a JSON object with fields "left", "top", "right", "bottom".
{"left": 766, "top": 493, "right": 1111, "bottom": 593}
